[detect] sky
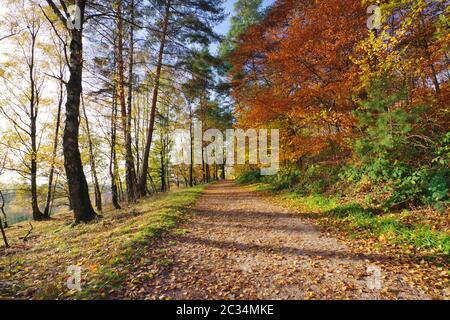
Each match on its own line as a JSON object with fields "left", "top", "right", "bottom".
{"left": 214, "top": 0, "right": 275, "bottom": 35}
{"left": 211, "top": 0, "right": 274, "bottom": 53}
{"left": 0, "top": 0, "right": 276, "bottom": 184}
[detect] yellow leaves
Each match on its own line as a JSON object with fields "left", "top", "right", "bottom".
{"left": 89, "top": 264, "right": 99, "bottom": 272}
{"left": 378, "top": 234, "right": 388, "bottom": 244}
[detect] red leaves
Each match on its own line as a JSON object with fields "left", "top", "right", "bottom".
{"left": 230, "top": 0, "right": 368, "bottom": 161}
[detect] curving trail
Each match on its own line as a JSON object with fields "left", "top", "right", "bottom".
{"left": 118, "top": 181, "right": 431, "bottom": 300}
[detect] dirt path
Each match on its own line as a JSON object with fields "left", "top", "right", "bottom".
{"left": 118, "top": 181, "right": 432, "bottom": 300}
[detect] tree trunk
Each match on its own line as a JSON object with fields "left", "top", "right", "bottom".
{"left": 81, "top": 95, "right": 102, "bottom": 211}
{"left": 135, "top": 92, "right": 141, "bottom": 178}
{"left": 127, "top": 0, "right": 139, "bottom": 201}
{"left": 166, "top": 146, "right": 170, "bottom": 191}
{"left": 160, "top": 148, "right": 166, "bottom": 192}
{"left": 138, "top": 0, "right": 171, "bottom": 196}
{"left": 116, "top": 0, "right": 139, "bottom": 203}
{"left": 0, "top": 190, "right": 9, "bottom": 247}
{"left": 63, "top": 5, "right": 96, "bottom": 223}
{"left": 221, "top": 163, "right": 226, "bottom": 180}
{"left": 206, "top": 163, "right": 210, "bottom": 183}
{"left": 30, "top": 143, "right": 43, "bottom": 221}
{"left": 110, "top": 79, "right": 121, "bottom": 210}
{"left": 29, "top": 27, "right": 45, "bottom": 222}
{"left": 49, "top": 172, "right": 59, "bottom": 215}
{"left": 44, "top": 80, "right": 63, "bottom": 218}
{"left": 0, "top": 205, "right": 8, "bottom": 247}
{"left": 0, "top": 190, "right": 7, "bottom": 228}
{"left": 189, "top": 105, "right": 194, "bottom": 187}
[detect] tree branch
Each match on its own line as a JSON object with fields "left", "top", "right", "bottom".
{"left": 44, "top": 0, "right": 68, "bottom": 27}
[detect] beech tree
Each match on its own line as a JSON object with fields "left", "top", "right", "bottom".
{"left": 231, "top": 0, "right": 367, "bottom": 161}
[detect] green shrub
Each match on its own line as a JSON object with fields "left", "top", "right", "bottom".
{"left": 236, "top": 170, "right": 261, "bottom": 184}
{"left": 342, "top": 79, "right": 450, "bottom": 211}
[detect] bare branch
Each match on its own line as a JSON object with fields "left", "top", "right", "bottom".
{"left": 44, "top": 0, "right": 68, "bottom": 27}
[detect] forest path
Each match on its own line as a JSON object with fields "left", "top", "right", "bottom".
{"left": 118, "top": 181, "right": 430, "bottom": 300}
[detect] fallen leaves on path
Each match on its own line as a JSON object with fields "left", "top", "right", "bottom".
{"left": 115, "top": 182, "right": 446, "bottom": 300}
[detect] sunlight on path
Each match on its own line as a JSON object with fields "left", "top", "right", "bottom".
{"left": 117, "top": 181, "right": 430, "bottom": 300}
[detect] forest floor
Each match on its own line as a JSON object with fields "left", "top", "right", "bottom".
{"left": 0, "top": 186, "right": 206, "bottom": 299}
{"left": 114, "top": 181, "right": 448, "bottom": 300}
{"left": 0, "top": 181, "right": 448, "bottom": 299}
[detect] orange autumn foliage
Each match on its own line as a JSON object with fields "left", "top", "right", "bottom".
{"left": 231, "top": 0, "right": 368, "bottom": 161}
{"left": 230, "top": 0, "right": 449, "bottom": 163}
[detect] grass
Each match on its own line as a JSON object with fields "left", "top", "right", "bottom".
{"left": 0, "top": 185, "right": 206, "bottom": 299}
{"left": 248, "top": 183, "right": 450, "bottom": 257}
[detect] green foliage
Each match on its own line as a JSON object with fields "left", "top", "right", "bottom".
{"left": 333, "top": 205, "right": 450, "bottom": 254}
{"left": 353, "top": 79, "right": 417, "bottom": 165}
{"left": 343, "top": 79, "right": 450, "bottom": 212}
{"left": 219, "top": 0, "right": 265, "bottom": 62}
{"left": 270, "top": 190, "right": 450, "bottom": 255}
{"left": 296, "top": 164, "right": 343, "bottom": 195}
{"left": 236, "top": 169, "right": 261, "bottom": 184}
{"left": 433, "top": 132, "right": 450, "bottom": 167}
{"left": 244, "top": 164, "right": 344, "bottom": 194}
{"left": 237, "top": 105, "right": 449, "bottom": 212}
{"left": 258, "top": 167, "right": 299, "bottom": 190}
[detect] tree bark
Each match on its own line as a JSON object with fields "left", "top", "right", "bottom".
{"left": 189, "top": 105, "right": 194, "bottom": 187}
{"left": 0, "top": 190, "right": 7, "bottom": 228}
{"left": 62, "top": 2, "right": 96, "bottom": 223}
{"left": 115, "top": 0, "right": 139, "bottom": 203}
{"left": 110, "top": 83, "right": 121, "bottom": 210}
{"left": 81, "top": 95, "right": 102, "bottom": 211}
{"left": 0, "top": 212, "right": 8, "bottom": 248}
{"left": 28, "top": 24, "right": 45, "bottom": 221}
{"left": 43, "top": 78, "right": 63, "bottom": 218}
{"left": 135, "top": 92, "right": 141, "bottom": 178}
{"left": 0, "top": 190, "right": 9, "bottom": 247}
{"left": 138, "top": 0, "right": 171, "bottom": 197}
{"left": 160, "top": 148, "right": 166, "bottom": 192}
{"left": 221, "top": 163, "right": 226, "bottom": 180}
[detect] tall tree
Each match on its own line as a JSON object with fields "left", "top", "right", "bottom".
{"left": 44, "top": 0, "right": 97, "bottom": 223}
{"left": 137, "top": 0, "right": 224, "bottom": 196}
{"left": 26, "top": 14, "right": 45, "bottom": 221}
{"left": 138, "top": 0, "right": 171, "bottom": 196}
{"left": 219, "top": 0, "right": 265, "bottom": 60}
{"left": 0, "top": 4, "right": 48, "bottom": 221}
{"left": 110, "top": 75, "right": 122, "bottom": 210}
{"left": 230, "top": 0, "right": 367, "bottom": 162}
{"left": 43, "top": 35, "right": 66, "bottom": 218}
{"left": 81, "top": 95, "right": 102, "bottom": 211}
{"left": 114, "top": 0, "right": 139, "bottom": 203}
{"left": 182, "top": 47, "right": 226, "bottom": 183}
